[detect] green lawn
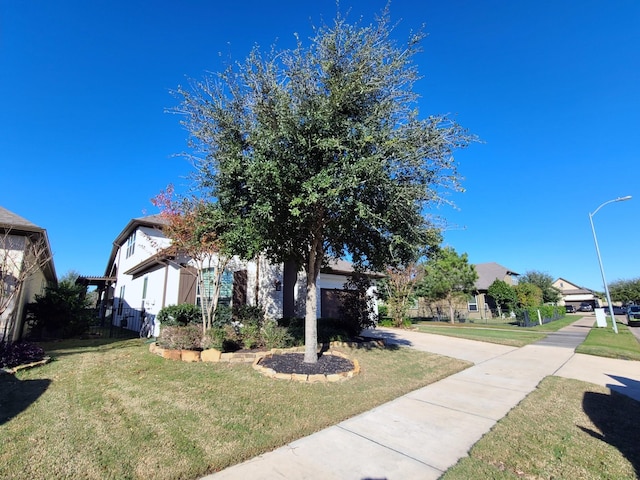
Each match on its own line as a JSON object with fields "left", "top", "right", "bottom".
{"left": 411, "top": 315, "right": 578, "bottom": 347}
{"left": 412, "top": 315, "right": 640, "bottom": 360}
{"left": 577, "top": 321, "right": 640, "bottom": 361}
{"left": 4, "top": 317, "right": 640, "bottom": 479}
{"left": 0, "top": 337, "right": 469, "bottom": 480}
{"left": 442, "top": 376, "right": 640, "bottom": 479}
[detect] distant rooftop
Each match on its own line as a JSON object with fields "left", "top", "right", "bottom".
{"left": 0, "top": 206, "right": 42, "bottom": 232}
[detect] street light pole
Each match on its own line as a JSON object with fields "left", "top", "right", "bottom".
{"left": 588, "top": 195, "right": 632, "bottom": 334}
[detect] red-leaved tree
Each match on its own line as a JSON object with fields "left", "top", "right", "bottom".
{"left": 151, "top": 185, "right": 231, "bottom": 336}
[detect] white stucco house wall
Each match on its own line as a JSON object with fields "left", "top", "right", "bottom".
{"left": 103, "top": 215, "right": 378, "bottom": 332}
{"left": 0, "top": 206, "right": 57, "bottom": 342}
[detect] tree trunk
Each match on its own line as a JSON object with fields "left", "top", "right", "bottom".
{"left": 304, "top": 238, "right": 323, "bottom": 364}
{"left": 448, "top": 295, "right": 455, "bottom": 324}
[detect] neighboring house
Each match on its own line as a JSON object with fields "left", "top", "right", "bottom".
{"left": 409, "top": 261, "right": 519, "bottom": 321}
{"left": 469, "top": 262, "right": 520, "bottom": 319}
{"left": 0, "top": 206, "right": 57, "bottom": 342}
{"left": 101, "top": 215, "right": 378, "bottom": 332}
{"left": 552, "top": 278, "right": 600, "bottom": 309}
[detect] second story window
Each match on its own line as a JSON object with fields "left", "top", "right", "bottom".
{"left": 126, "top": 231, "right": 136, "bottom": 258}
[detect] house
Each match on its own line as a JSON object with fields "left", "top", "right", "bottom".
{"left": 0, "top": 206, "right": 57, "bottom": 342}
{"left": 468, "top": 262, "right": 520, "bottom": 319}
{"left": 552, "top": 278, "right": 600, "bottom": 309}
{"left": 408, "top": 261, "right": 519, "bottom": 321}
{"left": 99, "top": 215, "right": 377, "bottom": 332}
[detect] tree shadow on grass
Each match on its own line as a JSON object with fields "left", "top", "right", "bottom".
{"left": 360, "top": 328, "right": 413, "bottom": 348}
{"left": 580, "top": 379, "right": 640, "bottom": 478}
{"left": 0, "top": 374, "right": 51, "bottom": 425}
{"left": 38, "top": 336, "right": 142, "bottom": 359}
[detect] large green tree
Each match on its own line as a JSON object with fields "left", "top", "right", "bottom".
{"left": 28, "top": 276, "right": 92, "bottom": 339}
{"left": 609, "top": 278, "right": 640, "bottom": 304}
{"left": 518, "top": 270, "right": 561, "bottom": 304}
{"left": 417, "top": 247, "right": 478, "bottom": 323}
{"left": 176, "top": 9, "right": 475, "bottom": 362}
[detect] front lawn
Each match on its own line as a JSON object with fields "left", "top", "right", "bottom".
{"left": 411, "top": 316, "right": 578, "bottom": 347}
{"left": 0, "top": 337, "right": 469, "bottom": 480}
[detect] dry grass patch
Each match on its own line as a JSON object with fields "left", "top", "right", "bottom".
{"left": 0, "top": 338, "right": 469, "bottom": 480}
{"left": 442, "top": 376, "right": 640, "bottom": 479}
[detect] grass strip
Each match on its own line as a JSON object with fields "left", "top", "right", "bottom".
{"left": 577, "top": 322, "right": 640, "bottom": 361}
{"left": 412, "top": 316, "right": 588, "bottom": 347}
{"left": 442, "top": 376, "right": 640, "bottom": 479}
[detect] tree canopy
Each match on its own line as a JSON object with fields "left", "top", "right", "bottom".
{"left": 609, "top": 278, "right": 640, "bottom": 304}
{"left": 518, "top": 270, "right": 561, "bottom": 304}
{"left": 514, "top": 282, "right": 543, "bottom": 308}
{"left": 487, "top": 279, "right": 518, "bottom": 314}
{"left": 417, "top": 247, "right": 477, "bottom": 323}
{"left": 175, "top": 9, "right": 476, "bottom": 361}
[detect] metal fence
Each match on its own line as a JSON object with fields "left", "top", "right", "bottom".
{"left": 87, "top": 307, "right": 144, "bottom": 339}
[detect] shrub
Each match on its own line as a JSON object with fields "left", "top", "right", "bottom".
{"left": 261, "top": 321, "right": 293, "bottom": 349}
{"left": 27, "top": 282, "right": 93, "bottom": 339}
{"left": 212, "top": 305, "right": 233, "bottom": 328}
{"left": 201, "top": 328, "right": 226, "bottom": 350}
{"left": 340, "top": 274, "right": 377, "bottom": 336}
{"left": 0, "top": 341, "right": 46, "bottom": 369}
{"left": 233, "top": 305, "right": 265, "bottom": 328}
{"left": 515, "top": 305, "right": 566, "bottom": 327}
{"left": 240, "top": 323, "right": 262, "bottom": 349}
{"left": 157, "top": 325, "right": 202, "bottom": 350}
{"left": 157, "top": 304, "right": 202, "bottom": 327}
{"left": 378, "top": 317, "right": 394, "bottom": 327}
{"left": 278, "top": 317, "right": 355, "bottom": 346}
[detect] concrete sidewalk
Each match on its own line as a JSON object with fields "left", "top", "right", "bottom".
{"left": 202, "top": 317, "right": 640, "bottom": 479}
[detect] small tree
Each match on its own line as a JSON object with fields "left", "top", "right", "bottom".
{"left": 380, "top": 262, "right": 424, "bottom": 328}
{"left": 518, "top": 270, "right": 561, "bottom": 304}
{"left": 514, "top": 283, "right": 543, "bottom": 308}
{"left": 151, "top": 186, "right": 233, "bottom": 337}
{"left": 1, "top": 229, "right": 53, "bottom": 342}
{"left": 418, "top": 247, "right": 478, "bottom": 324}
{"left": 487, "top": 279, "right": 517, "bottom": 316}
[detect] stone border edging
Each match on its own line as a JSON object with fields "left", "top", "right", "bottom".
{"left": 149, "top": 338, "right": 383, "bottom": 383}
{"left": 1, "top": 356, "right": 52, "bottom": 375}
{"left": 149, "top": 338, "right": 384, "bottom": 364}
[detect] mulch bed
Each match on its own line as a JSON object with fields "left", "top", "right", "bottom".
{"left": 259, "top": 353, "right": 354, "bottom": 375}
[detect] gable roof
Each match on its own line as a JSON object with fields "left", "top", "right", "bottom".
{"left": 553, "top": 277, "right": 594, "bottom": 295}
{"left": 0, "top": 206, "right": 57, "bottom": 282}
{"left": 0, "top": 206, "right": 41, "bottom": 233}
{"left": 474, "top": 262, "right": 519, "bottom": 290}
{"left": 105, "top": 214, "right": 170, "bottom": 276}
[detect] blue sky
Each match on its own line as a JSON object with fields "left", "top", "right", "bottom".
{"left": 1, "top": 0, "right": 638, "bottom": 291}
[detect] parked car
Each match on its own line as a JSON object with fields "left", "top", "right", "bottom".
{"left": 602, "top": 305, "right": 625, "bottom": 315}
{"left": 564, "top": 305, "right": 576, "bottom": 313}
{"left": 627, "top": 305, "right": 640, "bottom": 327}
{"left": 579, "top": 303, "right": 593, "bottom": 312}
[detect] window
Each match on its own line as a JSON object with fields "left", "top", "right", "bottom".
{"left": 117, "top": 285, "right": 125, "bottom": 315}
{"left": 142, "top": 277, "right": 148, "bottom": 300}
{"left": 197, "top": 269, "right": 233, "bottom": 307}
{"left": 467, "top": 294, "right": 478, "bottom": 312}
{"left": 125, "top": 231, "right": 136, "bottom": 258}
